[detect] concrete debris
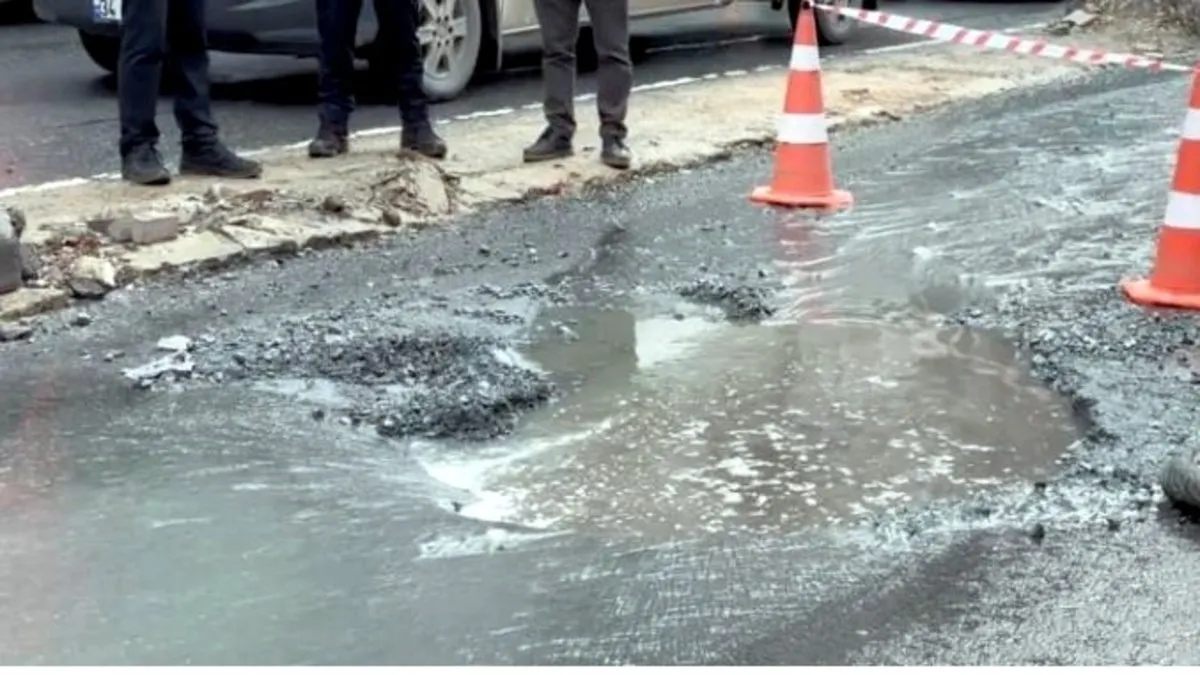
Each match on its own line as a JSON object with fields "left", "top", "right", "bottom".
{"left": 0, "top": 320, "right": 33, "bottom": 342}
{"left": 66, "top": 255, "right": 118, "bottom": 299}
{"left": 677, "top": 278, "right": 775, "bottom": 322}
{"left": 375, "top": 161, "right": 453, "bottom": 216}
{"left": 122, "top": 351, "right": 196, "bottom": 387}
{"left": 0, "top": 206, "right": 21, "bottom": 295}
{"left": 18, "top": 242, "right": 40, "bottom": 281}
{"left": 156, "top": 334, "right": 193, "bottom": 352}
{"left": 1046, "top": 8, "right": 1098, "bottom": 34}
{"left": 90, "top": 211, "right": 181, "bottom": 245}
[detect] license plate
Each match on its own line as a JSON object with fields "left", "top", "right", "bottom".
{"left": 93, "top": 0, "right": 122, "bottom": 23}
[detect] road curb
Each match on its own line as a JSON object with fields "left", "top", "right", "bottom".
{"left": 0, "top": 45, "right": 1088, "bottom": 325}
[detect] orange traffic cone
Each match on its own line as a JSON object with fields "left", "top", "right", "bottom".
{"left": 750, "top": 0, "right": 851, "bottom": 210}
{"left": 1122, "top": 68, "right": 1200, "bottom": 310}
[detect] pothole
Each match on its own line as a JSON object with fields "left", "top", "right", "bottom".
{"left": 416, "top": 302, "right": 1085, "bottom": 538}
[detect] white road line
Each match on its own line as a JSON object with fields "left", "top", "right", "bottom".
{"left": 0, "top": 20, "right": 1045, "bottom": 200}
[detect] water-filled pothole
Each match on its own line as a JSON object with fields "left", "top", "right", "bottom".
{"left": 416, "top": 301, "right": 1084, "bottom": 538}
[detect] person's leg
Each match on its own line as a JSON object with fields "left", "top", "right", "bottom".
{"left": 309, "top": 0, "right": 363, "bottom": 157}
{"left": 168, "top": 0, "right": 262, "bottom": 177}
{"left": 524, "top": 0, "right": 581, "bottom": 162}
{"left": 117, "top": 0, "right": 171, "bottom": 184}
{"left": 375, "top": 0, "right": 447, "bottom": 158}
{"left": 582, "top": 0, "right": 631, "bottom": 169}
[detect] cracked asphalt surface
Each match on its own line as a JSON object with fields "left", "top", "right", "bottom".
{"left": 6, "top": 62, "right": 1200, "bottom": 665}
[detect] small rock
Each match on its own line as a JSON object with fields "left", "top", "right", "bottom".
{"left": 1029, "top": 523, "right": 1046, "bottom": 543}
{"left": 0, "top": 321, "right": 33, "bottom": 342}
{"left": 0, "top": 206, "right": 22, "bottom": 294}
{"left": 381, "top": 208, "right": 403, "bottom": 227}
{"left": 71, "top": 312, "right": 93, "bottom": 327}
{"left": 18, "top": 242, "right": 40, "bottom": 281}
{"left": 321, "top": 194, "right": 348, "bottom": 214}
{"left": 66, "top": 256, "right": 119, "bottom": 299}
{"left": 122, "top": 352, "right": 195, "bottom": 384}
{"left": 156, "top": 334, "right": 193, "bottom": 352}
{"left": 311, "top": 409, "right": 326, "bottom": 422}
{"left": 1063, "top": 8, "right": 1096, "bottom": 27}
{"left": 1106, "top": 517, "right": 1121, "bottom": 532}
{"left": 103, "top": 350, "right": 125, "bottom": 362}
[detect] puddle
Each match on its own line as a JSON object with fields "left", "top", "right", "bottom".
{"left": 416, "top": 302, "right": 1083, "bottom": 539}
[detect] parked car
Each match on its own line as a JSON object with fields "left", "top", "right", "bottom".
{"left": 0, "top": 0, "right": 34, "bottom": 21}
{"left": 33, "top": 0, "right": 872, "bottom": 102}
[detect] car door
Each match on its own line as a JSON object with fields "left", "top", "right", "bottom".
{"left": 205, "top": 0, "right": 321, "bottom": 51}
{"left": 631, "top": 0, "right": 733, "bottom": 19}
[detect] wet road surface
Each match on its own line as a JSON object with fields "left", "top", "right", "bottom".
{"left": 0, "top": 0, "right": 1063, "bottom": 188}
{"left": 4, "top": 63, "right": 1199, "bottom": 664}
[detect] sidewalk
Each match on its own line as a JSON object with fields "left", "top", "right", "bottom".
{"left": 0, "top": 44, "right": 1084, "bottom": 322}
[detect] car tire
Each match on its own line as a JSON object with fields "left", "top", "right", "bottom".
{"left": 79, "top": 30, "right": 120, "bottom": 74}
{"left": 371, "top": 0, "right": 484, "bottom": 102}
{"left": 788, "top": 0, "right": 861, "bottom": 46}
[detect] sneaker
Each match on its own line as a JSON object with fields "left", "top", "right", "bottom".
{"left": 180, "top": 141, "right": 262, "bottom": 179}
{"left": 400, "top": 125, "right": 447, "bottom": 159}
{"left": 523, "top": 128, "right": 573, "bottom": 163}
{"left": 121, "top": 145, "right": 172, "bottom": 186}
{"left": 600, "top": 137, "right": 631, "bottom": 170}
{"left": 308, "top": 125, "right": 349, "bottom": 158}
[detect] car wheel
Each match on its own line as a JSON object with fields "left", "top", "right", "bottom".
{"left": 414, "top": 0, "right": 485, "bottom": 102}
{"left": 79, "top": 30, "right": 120, "bottom": 74}
{"left": 788, "top": 0, "right": 861, "bottom": 46}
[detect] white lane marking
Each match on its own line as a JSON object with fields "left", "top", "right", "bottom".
{"left": 0, "top": 20, "right": 1046, "bottom": 199}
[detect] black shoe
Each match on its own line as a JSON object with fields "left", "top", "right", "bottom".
{"left": 400, "top": 125, "right": 447, "bottom": 159}
{"left": 180, "top": 141, "right": 262, "bottom": 179}
{"left": 308, "top": 125, "right": 349, "bottom": 158}
{"left": 601, "top": 137, "right": 631, "bottom": 170}
{"left": 523, "top": 128, "right": 573, "bottom": 163}
{"left": 121, "top": 145, "right": 172, "bottom": 186}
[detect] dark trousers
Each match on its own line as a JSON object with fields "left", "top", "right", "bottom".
{"left": 316, "top": 0, "right": 428, "bottom": 130}
{"left": 533, "top": 0, "right": 631, "bottom": 140}
{"left": 117, "top": 0, "right": 218, "bottom": 156}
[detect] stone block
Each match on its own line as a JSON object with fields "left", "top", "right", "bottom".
{"left": 90, "top": 211, "right": 181, "bottom": 245}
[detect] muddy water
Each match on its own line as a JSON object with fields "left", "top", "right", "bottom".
{"left": 417, "top": 291, "right": 1083, "bottom": 538}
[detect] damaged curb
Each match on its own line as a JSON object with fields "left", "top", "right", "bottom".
{"left": 0, "top": 45, "right": 1090, "bottom": 324}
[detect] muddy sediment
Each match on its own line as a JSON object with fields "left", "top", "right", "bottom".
{"left": 127, "top": 304, "right": 558, "bottom": 442}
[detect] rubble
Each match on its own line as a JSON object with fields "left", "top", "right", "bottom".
{"left": 156, "top": 334, "right": 193, "bottom": 352}
{"left": 0, "top": 320, "right": 32, "bottom": 342}
{"left": 65, "top": 255, "right": 118, "bottom": 299}
{"left": 0, "top": 206, "right": 21, "bottom": 295}
{"left": 89, "top": 211, "right": 182, "bottom": 245}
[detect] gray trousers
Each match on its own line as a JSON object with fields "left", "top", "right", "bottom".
{"left": 533, "top": 0, "right": 632, "bottom": 140}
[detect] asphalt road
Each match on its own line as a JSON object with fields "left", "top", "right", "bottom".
{"left": 0, "top": 0, "right": 1064, "bottom": 188}
{"left": 1, "top": 63, "right": 1197, "bottom": 664}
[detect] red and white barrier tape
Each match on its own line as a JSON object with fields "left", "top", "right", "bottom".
{"left": 813, "top": 3, "right": 1192, "bottom": 74}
